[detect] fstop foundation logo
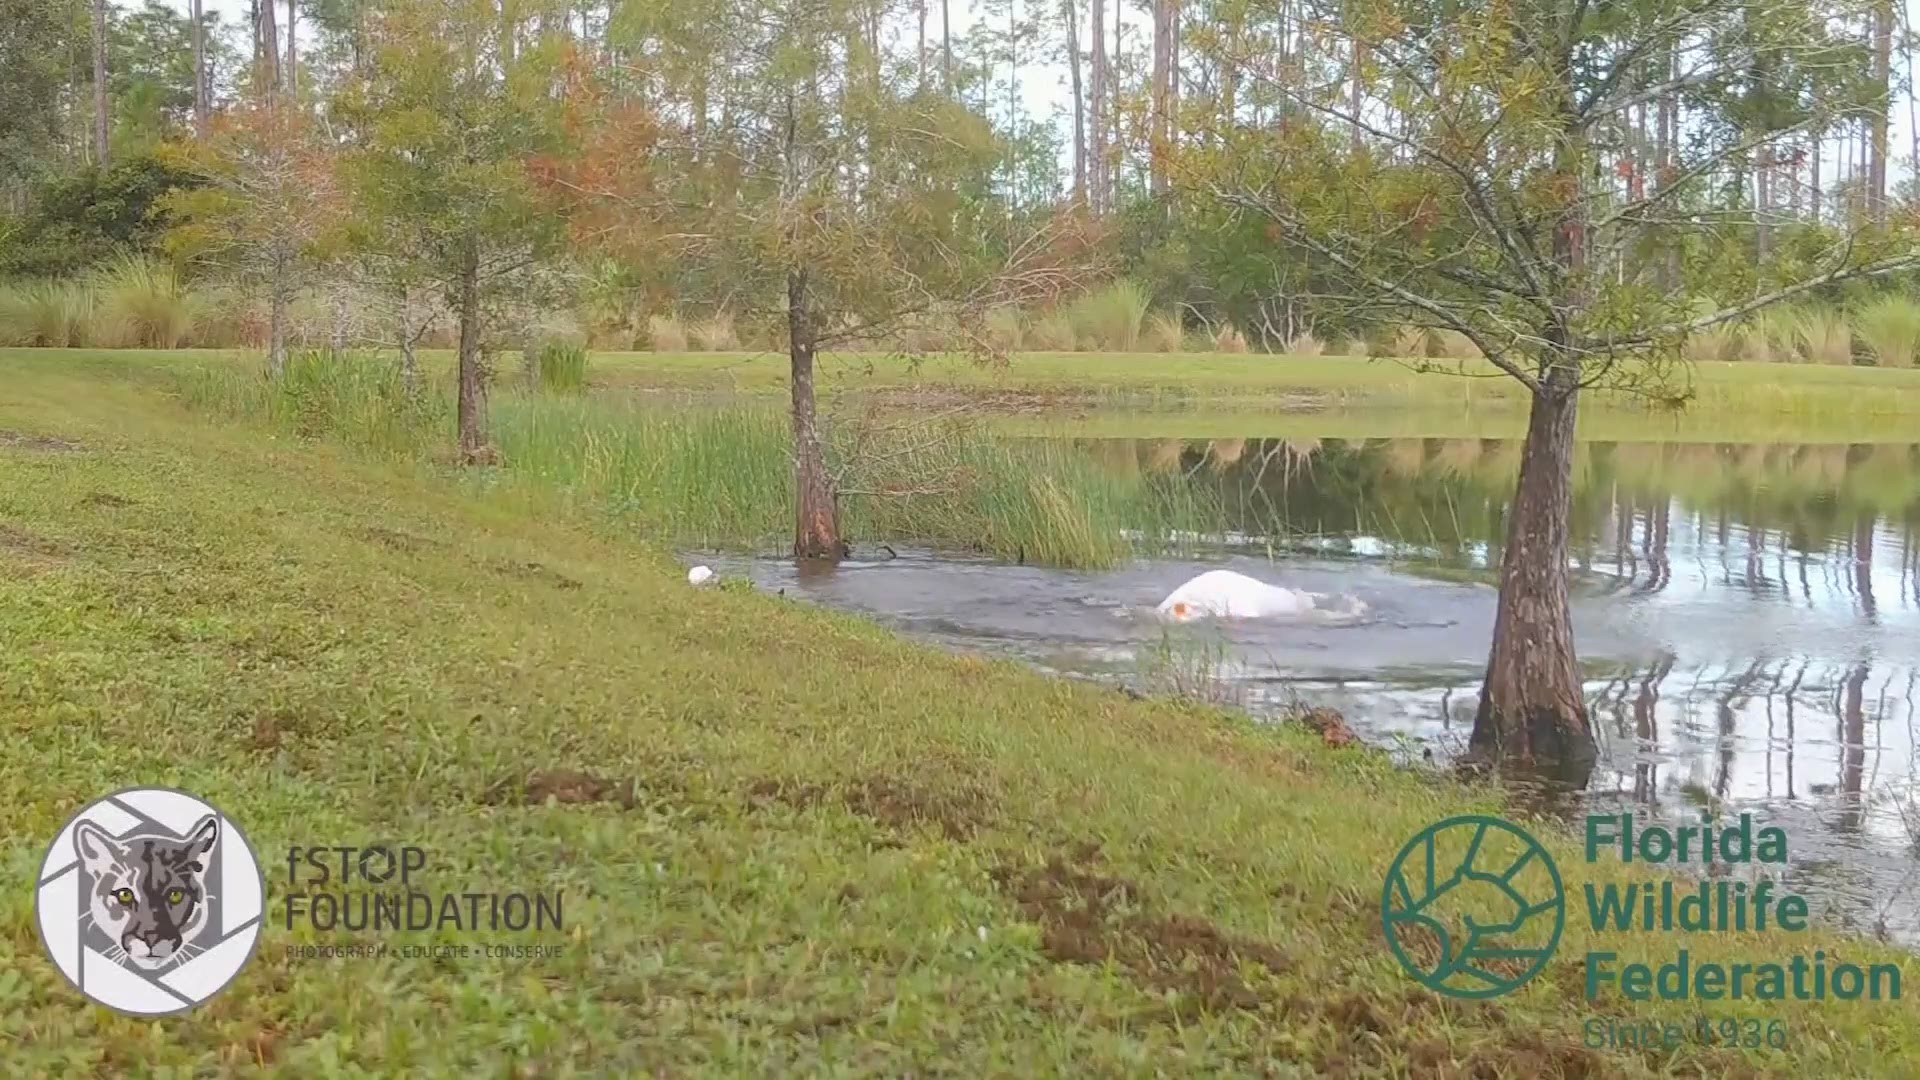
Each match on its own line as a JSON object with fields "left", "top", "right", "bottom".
{"left": 34, "top": 788, "right": 265, "bottom": 1016}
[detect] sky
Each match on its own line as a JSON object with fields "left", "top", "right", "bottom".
{"left": 169, "top": 0, "right": 1920, "bottom": 192}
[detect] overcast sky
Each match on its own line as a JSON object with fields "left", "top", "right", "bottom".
{"left": 166, "top": 0, "right": 1920, "bottom": 189}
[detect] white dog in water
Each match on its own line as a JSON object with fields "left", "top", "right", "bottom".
{"left": 1156, "top": 569, "right": 1364, "bottom": 623}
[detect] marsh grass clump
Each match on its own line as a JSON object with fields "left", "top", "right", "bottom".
{"left": 1284, "top": 331, "right": 1326, "bottom": 357}
{"left": 984, "top": 307, "right": 1026, "bottom": 352}
{"left": 0, "top": 279, "right": 95, "bottom": 346}
{"left": 1070, "top": 280, "right": 1151, "bottom": 351}
{"left": 1854, "top": 296, "right": 1920, "bottom": 369}
{"left": 1137, "top": 629, "right": 1244, "bottom": 708}
{"left": 1211, "top": 323, "right": 1250, "bottom": 353}
{"left": 1144, "top": 313, "right": 1186, "bottom": 352}
{"left": 92, "top": 255, "right": 198, "bottom": 349}
{"left": 1028, "top": 309, "right": 1080, "bottom": 351}
{"left": 690, "top": 310, "right": 741, "bottom": 351}
{"left": 1738, "top": 308, "right": 1800, "bottom": 363}
{"left": 529, "top": 339, "right": 589, "bottom": 392}
{"left": 1792, "top": 307, "right": 1855, "bottom": 366}
{"left": 646, "top": 313, "right": 689, "bottom": 352}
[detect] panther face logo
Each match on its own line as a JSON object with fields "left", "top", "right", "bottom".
{"left": 35, "top": 788, "right": 264, "bottom": 1015}
{"left": 74, "top": 816, "right": 218, "bottom": 971}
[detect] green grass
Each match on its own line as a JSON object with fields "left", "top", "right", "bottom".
{"left": 3, "top": 353, "right": 1919, "bottom": 1076}
{"left": 578, "top": 348, "right": 1920, "bottom": 417}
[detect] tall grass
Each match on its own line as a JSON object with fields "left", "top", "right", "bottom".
{"left": 1144, "top": 313, "right": 1185, "bottom": 352}
{"left": 690, "top": 311, "right": 740, "bottom": 351}
{"left": 0, "top": 280, "right": 94, "bottom": 346}
{"left": 529, "top": 339, "right": 589, "bottom": 392}
{"left": 646, "top": 313, "right": 689, "bottom": 352}
{"left": 92, "top": 255, "right": 197, "bottom": 349}
{"left": 172, "top": 355, "right": 1220, "bottom": 568}
{"left": 1792, "top": 307, "right": 1855, "bottom": 365}
{"left": 181, "top": 349, "right": 450, "bottom": 457}
{"left": 1070, "top": 280, "right": 1151, "bottom": 351}
{"left": 1284, "top": 331, "right": 1326, "bottom": 357}
{"left": 1028, "top": 309, "right": 1079, "bottom": 351}
{"left": 1738, "top": 308, "right": 1799, "bottom": 363}
{"left": 985, "top": 307, "right": 1026, "bottom": 352}
{"left": 1854, "top": 296, "right": 1920, "bottom": 369}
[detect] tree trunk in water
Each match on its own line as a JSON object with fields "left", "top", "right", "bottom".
{"left": 1470, "top": 368, "right": 1596, "bottom": 784}
{"left": 1066, "top": 0, "right": 1086, "bottom": 205}
{"left": 190, "top": 0, "right": 208, "bottom": 138}
{"left": 455, "top": 244, "right": 491, "bottom": 464}
{"left": 91, "top": 0, "right": 109, "bottom": 166}
{"left": 787, "top": 266, "right": 839, "bottom": 560}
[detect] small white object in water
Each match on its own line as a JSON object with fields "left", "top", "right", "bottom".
{"left": 1156, "top": 569, "right": 1319, "bottom": 622}
{"left": 687, "top": 565, "right": 715, "bottom": 586}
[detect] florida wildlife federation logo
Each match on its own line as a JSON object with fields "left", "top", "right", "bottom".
{"left": 34, "top": 788, "right": 265, "bottom": 1015}
{"left": 1380, "top": 814, "right": 1566, "bottom": 999}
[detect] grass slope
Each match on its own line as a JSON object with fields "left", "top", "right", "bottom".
{"left": 1, "top": 353, "right": 1915, "bottom": 1076}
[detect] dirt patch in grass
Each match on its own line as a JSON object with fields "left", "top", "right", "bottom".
{"left": 483, "top": 768, "right": 639, "bottom": 808}
{"left": 991, "top": 847, "right": 1290, "bottom": 1016}
{"left": 358, "top": 525, "right": 440, "bottom": 552}
{"left": 746, "top": 775, "right": 993, "bottom": 842}
{"left": 491, "top": 559, "right": 583, "bottom": 590}
{"left": 0, "top": 523, "right": 70, "bottom": 566}
{"left": 0, "top": 428, "right": 84, "bottom": 452}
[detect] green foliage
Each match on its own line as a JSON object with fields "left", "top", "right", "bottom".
{"left": 0, "top": 0, "right": 71, "bottom": 190}
{"left": 333, "top": 0, "right": 575, "bottom": 340}
{"left": 0, "top": 154, "right": 204, "bottom": 277}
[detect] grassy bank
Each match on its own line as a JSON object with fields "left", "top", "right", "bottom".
{"left": 3, "top": 356, "right": 1919, "bottom": 1075}
{"left": 586, "top": 348, "right": 1920, "bottom": 417}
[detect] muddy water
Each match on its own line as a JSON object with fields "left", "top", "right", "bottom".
{"left": 707, "top": 437, "right": 1920, "bottom": 946}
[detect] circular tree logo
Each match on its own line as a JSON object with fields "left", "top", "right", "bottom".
{"left": 1380, "top": 814, "right": 1564, "bottom": 999}
{"left": 34, "top": 788, "right": 265, "bottom": 1015}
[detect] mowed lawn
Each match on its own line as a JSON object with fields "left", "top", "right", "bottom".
{"left": 587, "top": 348, "right": 1920, "bottom": 415}
{"left": 2, "top": 351, "right": 1918, "bottom": 1075}
{"left": 18, "top": 345, "right": 1920, "bottom": 421}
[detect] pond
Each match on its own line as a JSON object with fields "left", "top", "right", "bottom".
{"left": 704, "top": 436, "right": 1920, "bottom": 947}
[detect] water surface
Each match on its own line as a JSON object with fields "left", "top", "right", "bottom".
{"left": 707, "top": 436, "right": 1920, "bottom": 945}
